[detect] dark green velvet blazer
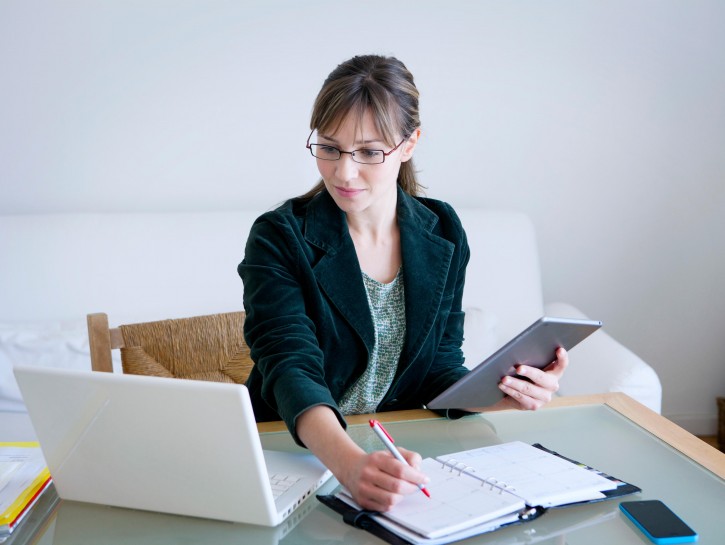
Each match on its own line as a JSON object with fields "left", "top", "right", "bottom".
{"left": 238, "top": 187, "right": 470, "bottom": 444}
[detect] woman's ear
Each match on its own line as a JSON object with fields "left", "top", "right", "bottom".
{"left": 400, "top": 128, "right": 421, "bottom": 163}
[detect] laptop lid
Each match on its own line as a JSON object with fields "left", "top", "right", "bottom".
{"left": 13, "top": 366, "right": 331, "bottom": 527}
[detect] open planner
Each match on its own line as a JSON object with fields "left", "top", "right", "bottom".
{"left": 318, "top": 441, "right": 640, "bottom": 545}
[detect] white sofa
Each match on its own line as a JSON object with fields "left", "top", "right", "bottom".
{"left": 0, "top": 208, "right": 662, "bottom": 413}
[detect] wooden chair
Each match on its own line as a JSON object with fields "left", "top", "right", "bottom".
{"left": 86, "top": 311, "right": 254, "bottom": 384}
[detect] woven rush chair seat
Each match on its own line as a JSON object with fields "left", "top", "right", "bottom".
{"left": 87, "top": 311, "right": 254, "bottom": 384}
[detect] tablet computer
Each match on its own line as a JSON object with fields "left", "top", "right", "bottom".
{"left": 426, "top": 316, "right": 602, "bottom": 410}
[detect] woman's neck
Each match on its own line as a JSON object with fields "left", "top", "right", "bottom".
{"left": 344, "top": 188, "right": 398, "bottom": 242}
{"left": 346, "top": 211, "right": 396, "bottom": 244}
{"left": 347, "top": 209, "right": 402, "bottom": 284}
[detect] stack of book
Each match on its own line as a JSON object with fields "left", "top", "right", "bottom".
{"left": 0, "top": 443, "right": 52, "bottom": 541}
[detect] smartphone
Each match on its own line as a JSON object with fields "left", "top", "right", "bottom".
{"left": 619, "top": 500, "right": 698, "bottom": 544}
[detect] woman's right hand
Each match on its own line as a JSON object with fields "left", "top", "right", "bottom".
{"left": 296, "top": 405, "right": 428, "bottom": 512}
{"left": 342, "top": 447, "right": 429, "bottom": 512}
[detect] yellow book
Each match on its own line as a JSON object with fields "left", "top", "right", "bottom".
{"left": 0, "top": 442, "right": 52, "bottom": 537}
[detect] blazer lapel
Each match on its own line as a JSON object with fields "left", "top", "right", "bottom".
{"left": 301, "top": 189, "right": 454, "bottom": 365}
{"left": 304, "top": 192, "right": 375, "bottom": 354}
{"left": 398, "top": 192, "right": 455, "bottom": 369}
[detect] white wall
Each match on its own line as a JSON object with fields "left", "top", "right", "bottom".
{"left": 1, "top": 0, "right": 723, "bottom": 433}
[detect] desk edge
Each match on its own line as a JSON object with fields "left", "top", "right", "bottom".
{"left": 257, "top": 394, "right": 725, "bottom": 479}
{"left": 549, "top": 393, "right": 725, "bottom": 479}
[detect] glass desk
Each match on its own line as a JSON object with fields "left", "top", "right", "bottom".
{"left": 6, "top": 394, "right": 725, "bottom": 545}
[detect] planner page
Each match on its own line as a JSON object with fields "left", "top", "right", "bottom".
{"left": 437, "top": 441, "right": 616, "bottom": 507}
{"left": 376, "top": 457, "right": 526, "bottom": 539}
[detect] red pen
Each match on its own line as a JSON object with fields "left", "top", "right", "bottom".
{"left": 369, "top": 419, "right": 431, "bottom": 498}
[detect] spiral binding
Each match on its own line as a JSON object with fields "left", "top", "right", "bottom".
{"left": 438, "top": 458, "right": 517, "bottom": 495}
{"left": 440, "top": 458, "right": 471, "bottom": 475}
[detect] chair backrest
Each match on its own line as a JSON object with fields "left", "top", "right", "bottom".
{"left": 86, "top": 312, "right": 253, "bottom": 384}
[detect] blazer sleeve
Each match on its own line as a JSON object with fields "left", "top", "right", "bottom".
{"left": 238, "top": 213, "right": 346, "bottom": 445}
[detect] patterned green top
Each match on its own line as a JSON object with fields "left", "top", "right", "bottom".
{"left": 339, "top": 268, "right": 406, "bottom": 414}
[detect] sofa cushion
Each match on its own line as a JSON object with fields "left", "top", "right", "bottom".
{"left": 457, "top": 210, "right": 545, "bottom": 344}
{"left": 462, "top": 307, "right": 499, "bottom": 369}
{"left": 0, "top": 319, "right": 118, "bottom": 412}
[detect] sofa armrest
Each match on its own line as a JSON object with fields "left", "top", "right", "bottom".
{"left": 544, "top": 302, "right": 662, "bottom": 413}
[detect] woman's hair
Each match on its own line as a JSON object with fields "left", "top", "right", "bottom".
{"left": 301, "top": 55, "right": 423, "bottom": 199}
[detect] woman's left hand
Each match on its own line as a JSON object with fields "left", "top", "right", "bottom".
{"left": 493, "top": 347, "right": 569, "bottom": 411}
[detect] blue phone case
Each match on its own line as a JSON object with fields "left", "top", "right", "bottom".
{"left": 619, "top": 501, "right": 698, "bottom": 544}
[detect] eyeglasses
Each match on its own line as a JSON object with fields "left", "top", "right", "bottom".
{"left": 306, "top": 130, "right": 406, "bottom": 165}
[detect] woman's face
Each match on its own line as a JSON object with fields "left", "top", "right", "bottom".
{"left": 315, "top": 110, "right": 418, "bottom": 220}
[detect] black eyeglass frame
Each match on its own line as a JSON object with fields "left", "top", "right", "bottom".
{"left": 305, "top": 130, "right": 406, "bottom": 164}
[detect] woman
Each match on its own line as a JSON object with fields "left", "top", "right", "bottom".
{"left": 238, "top": 54, "right": 567, "bottom": 512}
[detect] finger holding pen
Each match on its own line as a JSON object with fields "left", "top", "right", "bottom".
{"left": 370, "top": 419, "right": 431, "bottom": 498}
{"left": 296, "top": 406, "right": 426, "bottom": 512}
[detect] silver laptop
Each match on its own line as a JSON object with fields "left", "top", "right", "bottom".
{"left": 13, "top": 366, "right": 333, "bottom": 527}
